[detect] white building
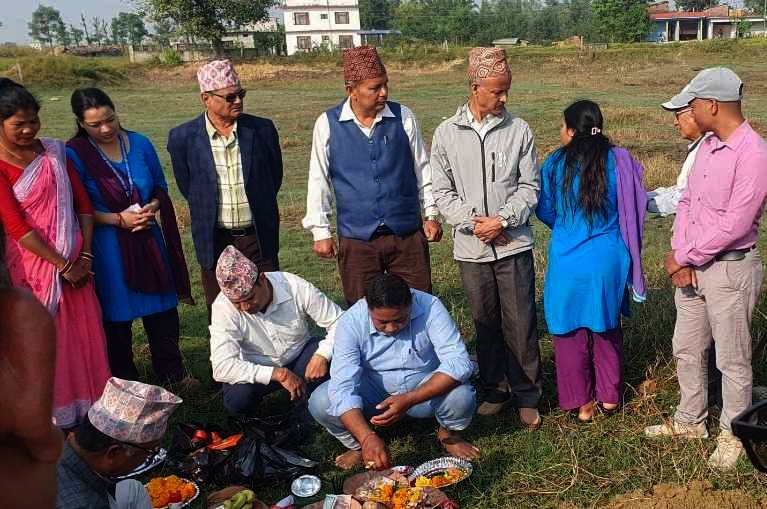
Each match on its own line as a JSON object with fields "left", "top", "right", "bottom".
{"left": 281, "top": 0, "right": 361, "bottom": 55}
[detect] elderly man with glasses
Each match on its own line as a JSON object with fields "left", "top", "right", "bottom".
{"left": 56, "top": 377, "right": 182, "bottom": 509}
{"left": 210, "top": 246, "right": 344, "bottom": 416}
{"left": 646, "top": 89, "right": 709, "bottom": 217}
{"left": 168, "top": 59, "right": 284, "bottom": 317}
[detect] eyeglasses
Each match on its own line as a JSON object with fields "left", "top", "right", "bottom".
{"left": 674, "top": 107, "right": 693, "bottom": 118}
{"left": 731, "top": 400, "right": 767, "bottom": 472}
{"left": 120, "top": 441, "right": 161, "bottom": 457}
{"left": 207, "top": 89, "right": 247, "bottom": 103}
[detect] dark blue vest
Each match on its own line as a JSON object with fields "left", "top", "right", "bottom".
{"left": 327, "top": 100, "right": 422, "bottom": 241}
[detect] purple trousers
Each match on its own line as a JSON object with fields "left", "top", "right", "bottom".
{"left": 553, "top": 327, "right": 624, "bottom": 410}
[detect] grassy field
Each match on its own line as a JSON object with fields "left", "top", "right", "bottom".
{"left": 18, "top": 39, "right": 767, "bottom": 507}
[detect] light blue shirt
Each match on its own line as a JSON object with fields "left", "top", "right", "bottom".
{"left": 328, "top": 290, "right": 473, "bottom": 417}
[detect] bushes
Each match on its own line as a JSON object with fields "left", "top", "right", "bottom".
{"left": 0, "top": 55, "right": 142, "bottom": 88}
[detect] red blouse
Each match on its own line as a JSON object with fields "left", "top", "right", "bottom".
{"left": 0, "top": 157, "right": 94, "bottom": 241}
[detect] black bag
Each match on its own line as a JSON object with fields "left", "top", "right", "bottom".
{"left": 213, "top": 415, "right": 317, "bottom": 485}
{"left": 169, "top": 411, "right": 317, "bottom": 487}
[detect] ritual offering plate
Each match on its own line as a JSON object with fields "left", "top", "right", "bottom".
{"left": 115, "top": 447, "right": 167, "bottom": 479}
{"left": 145, "top": 475, "right": 199, "bottom": 508}
{"left": 292, "top": 474, "right": 322, "bottom": 497}
{"left": 342, "top": 467, "right": 412, "bottom": 496}
{"left": 408, "top": 457, "right": 472, "bottom": 489}
{"left": 351, "top": 470, "right": 447, "bottom": 509}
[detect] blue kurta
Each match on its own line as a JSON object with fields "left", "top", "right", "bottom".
{"left": 67, "top": 132, "right": 178, "bottom": 322}
{"left": 536, "top": 149, "right": 630, "bottom": 335}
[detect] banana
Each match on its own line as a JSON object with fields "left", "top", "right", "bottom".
{"left": 229, "top": 492, "right": 247, "bottom": 509}
{"left": 241, "top": 490, "right": 255, "bottom": 502}
{"left": 242, "top": 504, "right": 252, "bottom": 509}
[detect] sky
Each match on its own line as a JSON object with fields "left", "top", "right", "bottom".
{"left": 1, "top": 0, "right": 139, "bottom": 44}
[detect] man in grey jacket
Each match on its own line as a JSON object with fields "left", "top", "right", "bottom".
{"left": 431, "top": 47, "right": 542, "bottom": 428}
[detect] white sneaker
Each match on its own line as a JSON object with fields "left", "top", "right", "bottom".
{"left": 644, "top": 420, "right": 709, "bottom": 439}
{"left": 708, "top": 430, "right": 743, "bottom": 471}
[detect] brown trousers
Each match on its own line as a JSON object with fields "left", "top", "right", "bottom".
{"left": 338, "top": 230, "right": 432, "bottom": 306}
{"left": 200, "top": 229, "right": 279, "bottom": 320}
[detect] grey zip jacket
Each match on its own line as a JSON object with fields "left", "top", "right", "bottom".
{"left": 431, "top": 104, "right": 540, "bottom": 263}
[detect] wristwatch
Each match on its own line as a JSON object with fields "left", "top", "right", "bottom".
{"left": 499, "top": 217, "right": 509, "bottom": 229}
{"left": 425, "top": 214, "right": 440, "bottom": 222}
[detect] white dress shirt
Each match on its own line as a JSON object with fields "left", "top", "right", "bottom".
{"left": 302, "top": 99, "right": 438, "bottom": 241}
{"left": 209, "top": 272, "right": 344, "bottom": 385}
{"left": 647, "top": 134, "right": 709, "bottom": 216}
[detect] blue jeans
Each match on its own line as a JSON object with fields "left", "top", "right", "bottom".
{"left": 308, "top": 374, "right": 476, "bottom": 450}
{"left": 223, "top": 337, "right": 325, "bottom": 416}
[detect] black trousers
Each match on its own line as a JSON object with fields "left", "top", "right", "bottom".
{"left": 457, "top": 250, "right": 542, "bottom": 408}
{"left": 102, "top": 307, "right": 185, "bottom": 383}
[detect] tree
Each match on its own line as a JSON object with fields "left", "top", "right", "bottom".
{"left": 28, "top": 5, "right": 64, "bottom": 49}
{"left": 69, "top": 25, "right": 85, "bottom": 46}
{"left": 592, "top": 0, "right": 651, "bottom": 42}
{"left": 80, "top": 13, "right": 92, "bottom": 44}
{"left": 676, "top": 0, "right": 716, "bottom": 11}
{"left": 90, "top": 17, "right": 104, "bottom": 45}
{"left": 139, "top": 0, "right": 277, "bottom": 55}
{"left": 744, "top": 0, "right": 765, "bottom": 14}
{"left": 53, "top": 21, "right": 71, "bottom": 48}
{"left": 360, "top": 0, "right": 396, "bottom": 29}
{"left": 152, "top": 17, "right": 177, "bottom": 46}
{"left": 111, "top": 12, "right": 149, "bottom": 46}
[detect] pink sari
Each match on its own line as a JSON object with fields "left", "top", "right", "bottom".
{"left": 5, "top": 139, "right": 111, "bottom": 429}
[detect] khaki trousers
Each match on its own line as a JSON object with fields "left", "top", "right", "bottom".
{"left": 673, "top": 249, "right": 763, "bottom": 431}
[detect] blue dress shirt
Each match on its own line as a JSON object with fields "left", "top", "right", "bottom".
{"left": 328, "top": 289, "right": 473, "bottom": 417}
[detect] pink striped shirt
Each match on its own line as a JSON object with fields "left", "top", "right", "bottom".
{"left": 672, "top": 121, "right": 767, "bottom": 266}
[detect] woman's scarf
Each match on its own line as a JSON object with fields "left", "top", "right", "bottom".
{"left": 67, "top": 135, "right": 191, "bottom": 299}
{"left": 6, "top": 139, "right": 76, "bottom": 314}
{"left": 613, "top": 146, "right": 648, "bottom": 303}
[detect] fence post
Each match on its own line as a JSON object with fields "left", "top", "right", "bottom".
{"left": 128, "top": 45, "right": 136, "bottom": 64}
{"left": 15, "top": 61, "right": 23, "bottom": 83}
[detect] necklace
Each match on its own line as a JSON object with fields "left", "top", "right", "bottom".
{"left": 0, "top": 138, "right": 40, "bottom": 164}
{"left": 90, "top": 133, "right": 134, "bottom": 198}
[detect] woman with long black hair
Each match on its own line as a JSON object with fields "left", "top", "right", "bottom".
{"left": 66, "top": 87, "right": 197, "bottom": 388}
{"left": 536, "top": 100, "right": 646, "bottom": 422}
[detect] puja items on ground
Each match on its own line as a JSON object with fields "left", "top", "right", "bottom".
{"left": 407, "top": 458, "right": 472, "bottom": 489}
{"left": 355, "top": 472, "right": 435, "bottom": 509}
{"left": 413, "top": 469, "right": 466, "bottom": 489}
{"left": 146, "top": 475, "right": 198, "bottom": 508}
{"left": 207, "top": 486, "right": 266, "bottom": 509}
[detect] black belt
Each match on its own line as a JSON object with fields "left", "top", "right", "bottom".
{"left": 715, "top": 246, "right": 755, "bottom": 262}
{"left": 218, "top": 226, "right": 256, "bottom": 237}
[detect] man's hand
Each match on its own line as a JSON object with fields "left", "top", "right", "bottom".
{"left": 304, "top": 354, "right": 329, "bottom": 382}
{"left": 663, "top": 250, "right": 684, "bottom": 276}
{"left": 312, "top": 239, "right": 337, "bottom": 259}
{"left": 472, "top": 216, "right": 505, "bottom": 244}
{"left": 272, "top": 367, "right": 307, "bottom": 401}
{"left": 422, "top": 220, "right": 443, "bottom": 242}
{"left": 671, "top": 267, "right": 698, "bottom": 289}
{"left": 360, "top": 433, "right": 391, "bottom": 471}
{"left": 370, "top": 393, "right": 415, "bottom": 427}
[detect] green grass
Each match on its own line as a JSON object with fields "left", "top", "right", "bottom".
{"left": 25, "top": 40, "right": 767, "bottom": 507}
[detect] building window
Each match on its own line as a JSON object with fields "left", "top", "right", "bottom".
{"left": 320, "top": 13, "right": 328, "bottom": 20}
{"left": 293, "top": 12, "right": 310, "bottom": 25}
{"left": 335, "top": 12, "right": 350, "bottom": 24}
{"left": 296, "top": 36, "right": 312, "bottom": 50}
{"left": 322, "top": 35, "right": 331, "bottom": 42}
{"left": 339, "top": 35, "right": 354, "bottom": 48}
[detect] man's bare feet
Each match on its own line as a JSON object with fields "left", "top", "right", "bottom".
{"left": 436, "top": 427, "right": 480, "bottom": 460}
{"left": 335, "top": 449, "right": 363, "bottom": 470}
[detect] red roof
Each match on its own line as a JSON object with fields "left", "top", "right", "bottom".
{"left": 651, "top": 11, "right": 708, "bottom": 19}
